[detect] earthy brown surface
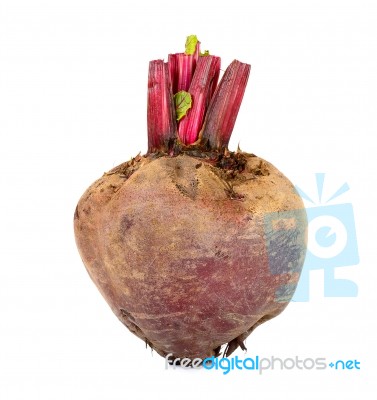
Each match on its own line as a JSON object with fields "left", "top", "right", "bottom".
{"left": 74, "top": 152, "right": 307, "bottom": 359}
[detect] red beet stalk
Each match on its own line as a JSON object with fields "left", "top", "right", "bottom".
{"left": 147, "top": 38, "right": 250, "bottom": 152}
{"left": 202, "top": 60, "right": 251, "bottom": 150}
{"left": 147, "top": 60, "right": 177, "bottom": 152}
{"left": 168, "top": 42, "right": 199, "bottom": 93}
{"left": 178, "top": 56, "right": 220, "bottom": 145}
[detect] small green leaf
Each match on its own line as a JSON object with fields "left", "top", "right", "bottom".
{"left": 200, "top": 50, "right": 210, "bottom": 56}
{"left": 174, "top": 91, "right": 192, "bottom": 121}
{"left": 185, "top": 35, "right": 198, "bottom": 55}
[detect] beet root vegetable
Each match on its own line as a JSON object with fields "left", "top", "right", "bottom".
{"left": 74, "top": 36, "right": 307, "bottom": 361}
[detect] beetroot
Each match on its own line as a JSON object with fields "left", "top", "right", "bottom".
{"left": 74, "top": 36, "right": 307, "bottom": 361}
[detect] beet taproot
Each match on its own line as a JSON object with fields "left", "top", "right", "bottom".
{"left": 74, "top": 36, "right": 307, "bottom": 361}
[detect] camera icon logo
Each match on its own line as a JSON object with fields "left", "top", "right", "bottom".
{"left": 263, "top": 208, "right": 308, "bottom": 303}
{"left": 293, "top": 173, "right": 359, "bottom": 302}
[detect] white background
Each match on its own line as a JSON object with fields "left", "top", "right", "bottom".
{"left": 1, "top": 0, "right": 376, "bottom": 399}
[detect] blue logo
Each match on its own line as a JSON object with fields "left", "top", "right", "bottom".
{"left": 293, "top": 173, "right": 359, "bottom": 301}
{"left": 263, "top": 208, "right": 307, "bottom": 303}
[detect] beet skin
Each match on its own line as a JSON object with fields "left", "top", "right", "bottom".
{"left": 74, "top": 152, "right": 307, "bottom": 360}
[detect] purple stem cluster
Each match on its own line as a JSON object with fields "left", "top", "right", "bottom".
{"left": 147, "top": 40, "right": 250, "bottom": 152}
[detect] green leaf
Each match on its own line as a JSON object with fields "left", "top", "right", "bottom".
{"left": 200, "top": 50, "right": 210, "bottom": 56}
{"left": 185, "top": 35, "right": 198, "bottom": 55}
{"left": 174, "top": 91, "right": 192, "bottom": 121}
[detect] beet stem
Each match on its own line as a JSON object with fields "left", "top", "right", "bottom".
{"left": 147, "top": 60, "right": 177, "bottom": 153}
{"left": 201, "top": 60, "right": 251, "bottom": 150}
{"left": 147, "top": 38, "right": 250, "bottom": 153}
{"left": 168, "top": 41, "right": 199, "bottom": 94}
{"left": 178, "top": 56, "right": 221, "bottom": 145}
